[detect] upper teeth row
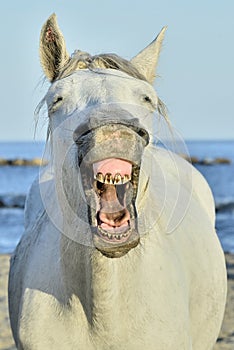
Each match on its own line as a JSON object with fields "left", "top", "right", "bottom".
{"left": 94, "top": 172, "right": 131, "bottom": 185}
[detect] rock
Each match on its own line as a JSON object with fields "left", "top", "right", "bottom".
{"left": 0, "top": 158, "right": 48, "bottom": 166}
{"left": 178, "top": 155, "right": 232, "bottom": 165}
{"left": 11, "top": 159, "right": 26, "bottom": 166}
{"left": 199, "top": 157, "right": 231, "bottom": 165}
{"left": 190, "top": 156, "right": 200, "bottom": 164}
{"left": 178, "top": 154, "right": 199, "bottom": 164}
{"left": 0, "top": 158, "right": 9, "bottom": 166}
{"left": 27, "top": 158, "right": 48, "bottom": 166}
{"left": 0, "top": 195, "right": 26, "bottom": 208}
{"left": 214, "top": 158, "right": 231, "bottom": 164}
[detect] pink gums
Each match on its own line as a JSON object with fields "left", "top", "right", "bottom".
{"left": 93, "top": 158, "right": 132, "bottom": 176}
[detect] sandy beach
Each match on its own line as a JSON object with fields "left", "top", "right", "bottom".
{"left": 0, "top": 253, "right": 233, "bottom": 349}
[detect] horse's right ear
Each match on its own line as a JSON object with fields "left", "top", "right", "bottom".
{"left": 40, "top": 14, "right": 70, "bottom": 82}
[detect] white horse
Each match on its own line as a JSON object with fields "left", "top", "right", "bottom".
{"left": 8, "top": 14, "right": 227, "bottom": 350}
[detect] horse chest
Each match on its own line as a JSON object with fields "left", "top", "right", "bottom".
{"left": 21, "top": 296, "right": 191, "bottom": 350}
{"left": 18, "top": 253, "right": 191, "bottom": 350}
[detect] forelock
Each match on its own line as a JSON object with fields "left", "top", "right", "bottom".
{"left": 57, "top": 51, "right": 147, "bottom": 81}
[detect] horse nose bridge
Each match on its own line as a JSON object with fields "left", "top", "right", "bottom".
{"left": 90, "top": 110, "right": 139, "bottom": 127}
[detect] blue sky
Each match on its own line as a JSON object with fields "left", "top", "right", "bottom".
{"left": 0, "top": 1, "right": 233, "bottom": 141}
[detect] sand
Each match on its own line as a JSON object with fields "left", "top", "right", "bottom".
{"left": 0, "top": 253, "right": 233, "bottom": 350}
{"left": 0, "top": 255, "right": 15, "bottom": 350}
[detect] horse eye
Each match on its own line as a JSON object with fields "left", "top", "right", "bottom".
{"left": 53, "top": 96, "right": 63, "bottom": 105}
{"left": 144, "top": 95, "right": 152, "bottom": 104}
{"left": 48, "top": 96, "right": 64, "bottom": 113}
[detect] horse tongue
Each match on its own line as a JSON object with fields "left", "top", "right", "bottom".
{"left": 93, "top": 158, "right": 132, "bottom": 177}
{"left": 99, "top": 184, "right": 130, "bottom": 228}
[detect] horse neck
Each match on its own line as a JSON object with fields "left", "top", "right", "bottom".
{"left": 91, "top": 248, "right": 142, "bottom": 328}
{"left": 60, "top": 235, "right": 148, "bottom": 329}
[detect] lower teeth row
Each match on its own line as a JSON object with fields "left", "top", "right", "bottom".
{"left": 99, "top": 228, "right": 128, "bottom": 240}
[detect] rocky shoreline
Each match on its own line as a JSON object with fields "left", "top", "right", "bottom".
{"left": 0, "top": 253, "right": 233, "bottom": 349}
{"left": 0, "top": 156, "right": 232, "bottom": 167}
{"left": 0, "top": 158, "right": 47, "bottom": 166}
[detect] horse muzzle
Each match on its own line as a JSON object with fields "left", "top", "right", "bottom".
{"left": 73, "top": 107, "right": 149, "bottom": 258}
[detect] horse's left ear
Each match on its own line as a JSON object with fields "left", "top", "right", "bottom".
{"left": 40, "top": 14, "right": 70, "bottom": 81}
{"left": 131, "top": 27, "right": 167, "bottom": 84}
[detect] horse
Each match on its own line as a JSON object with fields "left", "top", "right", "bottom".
{"left": 8, "top": 14, "right": 227, "bottom": 349}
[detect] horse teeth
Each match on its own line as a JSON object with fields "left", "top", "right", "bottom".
{"left": 122, "top": 174, "right": 131, "bottom": 184}
{"left": 95, "top": 172, "right": 104, "bottom": 183}
{"left": 99, "top": 228, "right": 127, "bottom": 240}
{"left": 95, "top": 172, "right": 131, "bottom": 185}
{"left": 113, "top": 234, "right": 123, "bottom": 240}
{"left": 113, "top": 173, "right": 122, "bottom": 185}
{"left": 104, "top": 173, "right": 113, "bottom": 184}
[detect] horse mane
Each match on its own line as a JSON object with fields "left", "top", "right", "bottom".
{"left": 57, "top": 50, "right": 147, "bottom": 82}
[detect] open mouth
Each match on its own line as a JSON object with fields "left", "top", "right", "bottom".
{"left": 74, "top": 109, "right": 149, "bottom": 258}
{"left": 93, "top": 158, "right": 135, "bottom": 235}
{"left": 84, "top": 156, "right": 140, "bottom": 258}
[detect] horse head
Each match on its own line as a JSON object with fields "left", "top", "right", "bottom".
{"left": 39, "top": 14, "right": 167, "bottom": 258}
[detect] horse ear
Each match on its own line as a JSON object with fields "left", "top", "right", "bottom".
{"left": 130, "top": 27, "right": 167, "bottom": 84}
{"left": 40, "top": 14, "right": 70, "bottom": 81}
